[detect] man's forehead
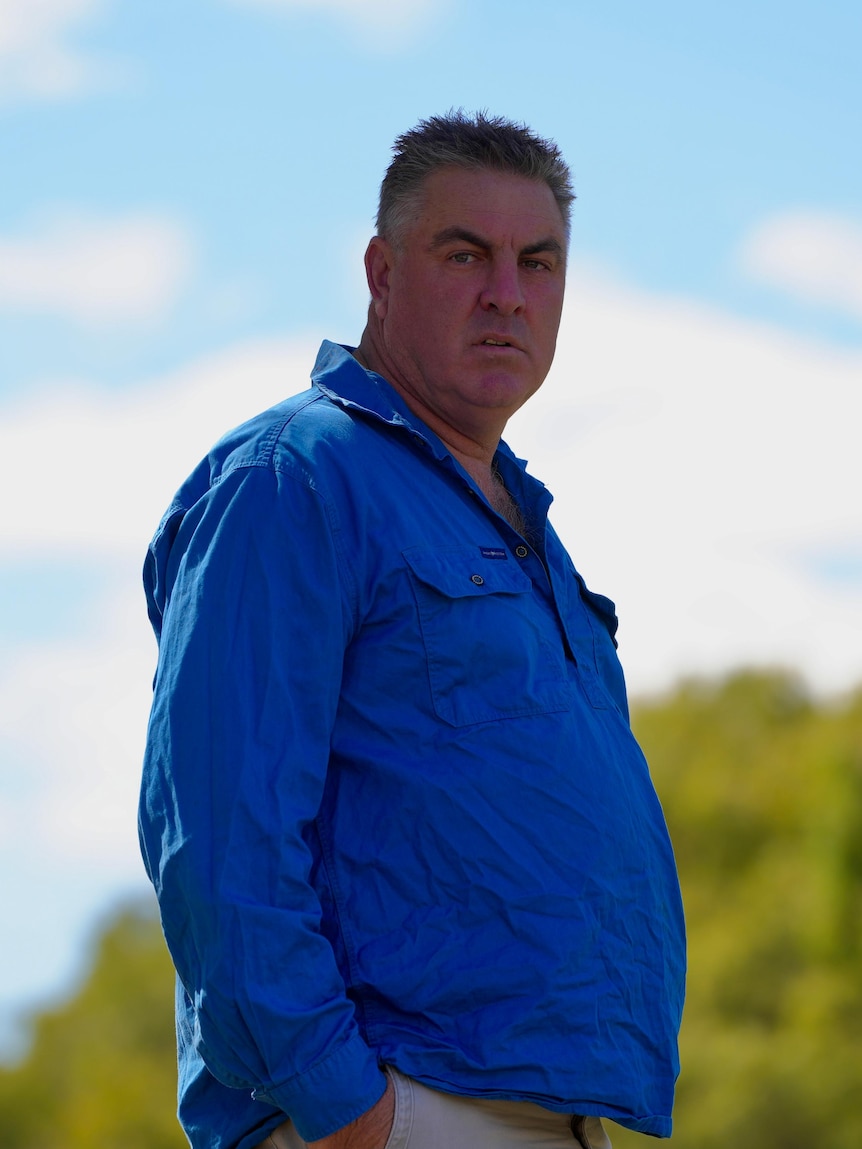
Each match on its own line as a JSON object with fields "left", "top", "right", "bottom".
{"left": 413, "top": 166, "right": 567, "bottom": 242}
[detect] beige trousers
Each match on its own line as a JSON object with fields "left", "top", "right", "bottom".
{"left": 257, "top": 1067, "right": 612, "bottom": 1149}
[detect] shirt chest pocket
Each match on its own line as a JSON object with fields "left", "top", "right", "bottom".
{"left": 402, "top": 545, "right": 572, "bottom": 728}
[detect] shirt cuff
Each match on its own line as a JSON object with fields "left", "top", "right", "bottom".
{"left": 253, "top": 1032, "right": 387, "bottom": 1142}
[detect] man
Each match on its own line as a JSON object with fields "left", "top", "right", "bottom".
{"left": 139, "top": 112, "right": 685, "bottom": 1149}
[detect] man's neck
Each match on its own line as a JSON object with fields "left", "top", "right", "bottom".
{"left": 353, "top": 327, "right": 503, "bottom": 470}
{"left": 353, "top": 334, "right": 525, "bottom": 535}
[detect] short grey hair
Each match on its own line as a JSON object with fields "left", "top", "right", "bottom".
{"left": 376, "top": 110, "right": 575, "bottom": 245}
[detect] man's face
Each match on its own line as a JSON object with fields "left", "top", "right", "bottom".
{"left": 366, "top": 166, "right": 567, "bottom": 441}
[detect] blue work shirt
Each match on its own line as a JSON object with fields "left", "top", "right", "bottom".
{"left": 139, "top": 341, "right": 685, "bottom": 1147}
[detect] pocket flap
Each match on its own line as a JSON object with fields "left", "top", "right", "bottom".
{"left": 402, "top": 545, "right": 532, "bottom": 599}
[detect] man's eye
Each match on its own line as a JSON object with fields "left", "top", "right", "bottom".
{"left": 450, "top": 251, "right": 477, "bottom": 264}
{"left": 522, "top": 259, "right": 548, "bottom": 271}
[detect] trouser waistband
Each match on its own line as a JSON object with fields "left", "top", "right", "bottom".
{"left": 256, "top": 1066, "right": 613, "bottom": 1149}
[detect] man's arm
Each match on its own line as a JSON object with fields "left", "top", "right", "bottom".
{"left": 140, "top": 461, "right": 386, "bottom": 1142}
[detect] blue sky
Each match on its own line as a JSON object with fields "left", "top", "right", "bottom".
{"left": 1, "top": 0, "right": 860, "bottom": 1053}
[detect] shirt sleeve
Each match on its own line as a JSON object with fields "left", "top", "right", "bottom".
{"left": 138, "top": 460, "right": 386, "bottom": 1141}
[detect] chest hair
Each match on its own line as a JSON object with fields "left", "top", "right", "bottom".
{"left": 488, "top": 472, "right": 528, "bottom": 538}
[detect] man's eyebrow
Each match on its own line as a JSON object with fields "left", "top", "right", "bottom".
{"left": 428, "top": 226, "right": 489, "bottom": 251}
{"left": 521, "top": 237, "right": 566, "bottom": 260}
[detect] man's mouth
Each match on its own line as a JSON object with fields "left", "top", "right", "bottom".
{"left": 481, "top": 338, "right": 512, "bottom": 347}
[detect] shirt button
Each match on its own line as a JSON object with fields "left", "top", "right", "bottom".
{"left": 470, "top": 573, "right": 485, "bottom": 585}
{"left": 515, "top": 545, "right": 529, "bottom": 559}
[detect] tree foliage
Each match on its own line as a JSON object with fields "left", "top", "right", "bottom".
{"left": 611, "top": 669, "right": 862, "bottom": 1148}
{"left": 1, "top": 670, "right": 860, "bottom": 1147}
{"left": 0, "top": 902, "right": 183, "bottom": 1148}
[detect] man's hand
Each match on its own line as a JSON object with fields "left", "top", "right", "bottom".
{"left": 306, "top": 1074, "right": 395, "bottom": 1149}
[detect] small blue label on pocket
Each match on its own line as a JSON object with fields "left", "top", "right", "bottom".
{"left": 479, "top": 547, "right": 508, "bottom": 560}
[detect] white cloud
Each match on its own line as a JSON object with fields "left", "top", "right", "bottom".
{"left": 0, "top": 212, "right": 194, "bottom": 324}
{"left": 227, "top": 0, "right": 446, "bottom": 48}
{"left": 0, "top": 336, "right": 319, "bottom": 559}
{"left": 1, "top": 280, "right": 861, "bottom": 694}
{"left": 0, "top": 576, "right": 154, "bottom": 1024}
{"left": 739, "top": 211, "right": 862, "bottom": 321}
{"left": 1, "top": 280, "right": 862, "bottom": 1021}
{"left": 0, "top": 0, "right": 107, "bottom": 103}
{"left": 511, "top": 270, "right": 862, "bottom": 695}
{"left": 0, "top": 340, "right": 316, "bottom": 1018}
{"left": 0, "top": 581, "right": 149, "bottom": 870}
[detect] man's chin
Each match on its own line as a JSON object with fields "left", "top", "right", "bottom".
{"left": 470, "top": 371, "right": 543, "bottom": 411}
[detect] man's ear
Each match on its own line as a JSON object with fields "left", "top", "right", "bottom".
{"left": 364, "top": 237, "right": 394, "bottom": 320}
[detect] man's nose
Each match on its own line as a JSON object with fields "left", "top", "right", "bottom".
{"left": 479, "top": 258, "right": 525, "bottom": 315}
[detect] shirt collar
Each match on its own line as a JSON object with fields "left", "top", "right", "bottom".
{"left": 310, "top": 340, "right": 550, "bottom": 508}
{"left": 312, "top": 340, "right": 467, "bottom": 468}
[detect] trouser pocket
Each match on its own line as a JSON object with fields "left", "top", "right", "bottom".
{"left": 571, "top": 1114, "right": 613, "bottom": 1149}
{"left": 383, "top": 1067, "right": 414, "bottom": 1149}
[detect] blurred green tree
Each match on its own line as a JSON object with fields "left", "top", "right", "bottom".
{"left": 610, "top": 670, "right": 862, "bottom": 1148}
{"left": 0, "top": 901, "right": 184, "bottom": 1148}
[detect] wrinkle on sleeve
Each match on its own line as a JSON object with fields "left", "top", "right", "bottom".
{"left": 138, "top": 461, "right": 385, "bottom": 1140}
